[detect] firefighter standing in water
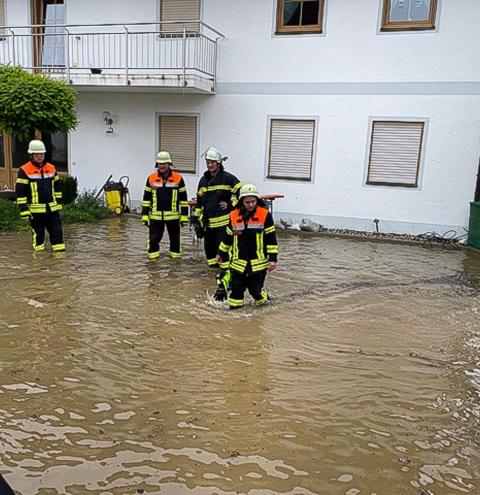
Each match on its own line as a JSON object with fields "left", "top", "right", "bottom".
{"left": 216, "top": 184, "right": 278, "bottom": 309}
{"left": 142, "top": 151, "right": 189, "bottom": 260}
{"left": 15, "top": 139, "right": 65, "bottom": 252}
{"left": 193, "top": 147, "right": 242, "bottom": 268}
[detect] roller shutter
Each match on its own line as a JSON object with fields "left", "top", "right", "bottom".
{"left": 367, "top": 121, "right": 424, "bottom": 187}
{"left": 159, "top": 115, "right": 197, "bottom": 173}
{"left": 268, "top": 119, "right": 315, "bottom": 181}
{"left": 160, "top": 0, "right": 200, "bottom": 33}
{"left": 0, "top": 0, "right": 5, "bottom": 37}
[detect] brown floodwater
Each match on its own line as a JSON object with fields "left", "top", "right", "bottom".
{"left": 0, "top": 217, "right": 480, "bottom": 495}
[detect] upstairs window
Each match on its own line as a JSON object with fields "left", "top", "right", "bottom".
{"left": 381, "top": 0, "right": 437, "bottom": 31}
{"left": 160, "top": 0, "right": 201, "bottom": 33}
{"left": 0, "top": 0, "right": 5, "bottom": 38}
{"left": 367, "top": 121, "right": 425, "bottom": 187}
{"left": 276, "top": 0, "right": 324, "bottom": 35}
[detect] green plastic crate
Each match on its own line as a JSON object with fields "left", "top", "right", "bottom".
{"left": 468, "top": 202, "right": 480, "bottom": 249}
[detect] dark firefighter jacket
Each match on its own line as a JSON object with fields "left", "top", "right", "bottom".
{"left": 15, "top": 161, "right": 62, "bottom": 216}
{"left": 142, "top": 169, "right": 188, "bottom": 222}
{"left": 218, "top": 206, "right": 278, "bottom": 273}
{"left": 194, "top": 169, "right": 242, "bottom": 229}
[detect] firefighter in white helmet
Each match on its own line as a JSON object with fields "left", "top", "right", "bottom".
{"left": 193, "top": 146, "right": 242, "bottom": 270}
{"left": 15, "top": 139, "right": 65, "bottom": 252}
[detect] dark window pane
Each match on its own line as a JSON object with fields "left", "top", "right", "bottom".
{"left": 284, "top": 2, "right": 301, "bottom": 26}
{"left": 302, "top": 1, "right": 319, "bottom": 25}
{"left": 0, "top": 134, "right": 4, "bottom": 168}
{"left": 11, "top": 136, "right": 30, "bottom": 169}
{"left": 43, "top": 132, "right": 68, "bottom": 172}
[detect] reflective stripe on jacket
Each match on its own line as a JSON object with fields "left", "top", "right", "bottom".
{"left": 218, "top": 206, "right": 279, "bottom": 273}
{"left": 194, "top": 169, "right": 241, "bottom": 229}
{"left": 15, "top": 162, "right": 62, "bottom": 215}
{"left": 141, "top": 169, "right": 188, "bottom": 222}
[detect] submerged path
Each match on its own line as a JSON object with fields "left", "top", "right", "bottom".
{"left": 0, "top": 217, "right": 479, "bottom": 494}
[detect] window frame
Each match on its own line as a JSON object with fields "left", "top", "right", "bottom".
{"left": 266, "top": 117, "right": 317, "bottom": 182}
{"left": 156, "top": 112, "right": 199, "bottom": 175}
{"left": 381, "top": 0, "right": 438, "bottom": 31}
{"left": 275, "top": 0, "right": 325, "bottom": 35}
{"left": 366, "top": 119, "right": 426, "bottom": 188}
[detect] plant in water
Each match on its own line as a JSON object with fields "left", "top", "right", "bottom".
{"left": 58, "top": 175, "right": 78, "bottom": 205}
{"left": 61, "top": 190, "right": 113, "bottom": 223}
{"left": 0, "top": 199, "right": 28, "bottom": 231}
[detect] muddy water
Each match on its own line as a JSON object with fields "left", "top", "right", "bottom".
{"left": 0, "top": 217, "right": 479, "bottom": 495}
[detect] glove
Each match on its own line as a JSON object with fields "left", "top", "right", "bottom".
{"left": 20, "top": 212, "right": 32, "bottom": 222}
{"left": 142, "top": 215, "right": 150, "bottom": 227}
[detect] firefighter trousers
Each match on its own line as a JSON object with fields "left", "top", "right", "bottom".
{"left": 148, "top": 219, "right": 181, "bottom": 259}
{"left": 204, "top": 226, "right": 229, "bottom": 268}
{"left": 228, "top": 267, "right": 268, "bottom": 308}
{"left": 30, "top": 212, "right": 65, "bottom": 252}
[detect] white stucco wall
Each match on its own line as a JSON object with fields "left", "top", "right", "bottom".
{"left": 71, "top": 92, "right": 480, "bottom": 234}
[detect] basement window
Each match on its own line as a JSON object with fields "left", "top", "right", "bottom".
{"left": 276, "top": 0, "right": 325, "bottom": 34}
{"left": 381, "top": 0, "right": 437, "bottom": 31}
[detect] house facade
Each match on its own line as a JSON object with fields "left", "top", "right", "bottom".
{"left": 1, "top": 0, "right": 479, "bottom": 234}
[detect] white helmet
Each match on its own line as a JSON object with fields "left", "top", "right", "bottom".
{"left": 28, "top": 140, "right": 46, "bottom": 154}
{"left": 205, "top": 146, "right": 223, "bottom": 163}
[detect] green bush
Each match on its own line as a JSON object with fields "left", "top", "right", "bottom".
{"left": 0, "top": 199, "right": 28, "bottom": 231}
{"left": 58, "top": 175, "right": 78, "bottom": 205}
{"left": 61, "top": 190, "right": 113, "bottom": 223}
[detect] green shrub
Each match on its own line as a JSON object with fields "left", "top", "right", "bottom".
{"left": 0, "top": 199, "right": 28, "bottom": 231}
{"left": 61, "top": 190, "right": 113, "bottom": 223}
{"left": 58, "top": 175, "right": 78, "bottom": 205}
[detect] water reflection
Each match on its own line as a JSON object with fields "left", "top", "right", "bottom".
{"left": 0, "top": 218, "right": 479, "bottom": 494}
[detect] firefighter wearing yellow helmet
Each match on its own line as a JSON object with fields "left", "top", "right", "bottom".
{"left": 15, "top": 139, "right": 65, "bottom": 252}
{"left": 141, "top": 151, "right": 189, "bottom": 260}
{"left": 216, "top": 184, "right": 278, "bottom": 309}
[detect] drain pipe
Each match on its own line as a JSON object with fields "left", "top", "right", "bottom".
{"left": 474, "top": 156, "right": 480, "bottom": 202}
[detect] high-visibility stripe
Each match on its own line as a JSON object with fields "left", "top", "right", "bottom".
{"left": 16, "top": 197, "right": 28, "bottom": 204}
{"left": 264, "top": 226, "right": 275, "bottom": 234}
{"left": 256, "top": 232, "right": 263, "bottom": 260}
{"left": 194, "top": 208, "right": 202, "bottom": 217}
{"left": 50, "top": 203, "right": 62, "bottom": 212}
{"left": 179, "top": 187, "right": 187, "bottom": 193}
{"left": 206, "top": 185, "right": 232, "bottom": 192}
{"left": 52, "top": 243, "right": 66, "bottom": 252}
{"left": 29, "top": 204, "right": 47, "bottom": 213}
{"left": 149, "top": 212, "right": 181, "bottom": 221}
{"left": 169, "top": 251, "right": 182, "bottom": 259}
{"left": 267, "top": 245, "right": 279, "bottom": 254}
{"left": 219, "top": 242, "right": 230, "bottom": 253}
{"left": 152, "top": 188, "right": 157, "bottom": 212}
{"left": 16, "top": 178, "right": 29, "bottom": 185}
{"left": 254, "top": 289, "right": 268, "bottom": 306}
{"left": 148, "top": 251, "right": 160, "bottom": 260}
{"left": 226, "top": 226, "right": 233, "bottom": 235}
{"left": 180, "top": 201, "right": 189, "bottom": 207}
{"left": 171, "top": 189, "right": 178, "bottom": 212}
{"left": 197, "top": 187, "right": 207, "bottom": 196}
{"left": 207, "top": 258, "right": 218, "bottom": 266}
{"left": 144, "top": 186, "right": 152, "bottom": 192}
{"left": 228, "top": 297, "right": 244, "bottom": 308}
{"left": 30, "top": 182, "right": 39, "bottom": 204}
{"left": 142, "top": 201, "right": 151, "bottom": 207}
{"left": 232, "top": 182, "right": 242, "bottom": 193}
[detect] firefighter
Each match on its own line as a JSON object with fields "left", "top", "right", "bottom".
{"left": 216, "top": 184, "right": 278, "bottom": 309}
{"left": 193, "top": 147, "right": 242, "bottom": 269}
{"left": 15, "top": 139, "right": 65, "bottom": 252}
{"left": 141, "top": 151, "right": 189, "bottom": 260}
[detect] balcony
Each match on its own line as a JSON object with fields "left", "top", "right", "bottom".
{"left": 0, "top": 21, "right": 224, "bottom": 94}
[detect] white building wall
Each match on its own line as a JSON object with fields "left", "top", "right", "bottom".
{"left": 71, "top": 92, "right": 480, "bottom": 234}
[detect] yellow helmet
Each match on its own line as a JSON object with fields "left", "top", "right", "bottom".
{"left": 156, "top": 151, "right": 172, "bottom": 163}
{"left": 239, "top": 183, "right": 260, "bottom": 200}
{"left": 28, "top": 140, "right": 46, "bottom": 154}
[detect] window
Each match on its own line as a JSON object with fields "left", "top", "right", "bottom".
{"left": 381, "top": 0, "right": 437, "bottom": 31}
{"left": 158, "top": 115, "right": 197, "bottom": 173}
{"left": 367, "top": 121, "right": 424, "bottom": 187}
{"left": 267, "top": 119, "right": 315, "bottom": 181}
{"left": 11, "top": 133, "right": 68, "bottom": 172}
{"left": 0, "top": 0, "right": 5, "bottom": 38}
{"left": 160, "top": 0, "right": 201, "bottom": 33}
{"left": 276, "top": 0, "right": 324, "bottom": 34}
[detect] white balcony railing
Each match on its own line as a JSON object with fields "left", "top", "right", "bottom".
{"left": 0, "top": 21, "right": 224, "bottom": 93}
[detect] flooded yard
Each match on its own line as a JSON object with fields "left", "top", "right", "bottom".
{"left": 0, "top": 217, "right": 479, "bottom": 495}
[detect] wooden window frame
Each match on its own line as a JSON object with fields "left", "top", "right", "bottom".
{"left": 267, "top": 118, "right": 315, "bottom": 182}
{"left": 276, "top": 0, "right": 325, "bottom": 35}
{"left": 381, "top": 0, "right": 437, "bottom": 31}
{"left": 366, "top": 120, "right": 424, "bottom": 188}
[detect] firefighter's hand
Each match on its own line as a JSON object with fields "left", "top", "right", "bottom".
{"left": 219, "top": 201, "right": 228, "bottom": 210}
{"left": 215, "top": 255, "right": 223, "bottom": 264}
{"left": 268, "top": 261, "right": 277, "bottom": 272}
{"left": 21, "top": 213, "right": 32, "bottom": 223}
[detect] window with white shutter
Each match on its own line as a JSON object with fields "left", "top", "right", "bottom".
{"left": 158, "top": 115, "right": 198, "bottom": 174}
{"left": 0, "top": 0, "right": 5, "bottom": 37}
{"left": 381, "top": 0, "right": 437, "bottom": 31}
{"left": 267, "top": 119, "right": 315, "bottom": 181}
{"left": 160, "top": 0, "right": 200, "bottom": 33}
{"left": 367, "top": 121, "right": 424, "bottom": 187}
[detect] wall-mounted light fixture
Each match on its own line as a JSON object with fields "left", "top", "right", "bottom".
{"left": 102, "top": 111, "right": 114, "bottom": 134}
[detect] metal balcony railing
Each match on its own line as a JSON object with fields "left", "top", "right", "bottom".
{"left": 0, "top": 21, "right": 224, "bottom": 91}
